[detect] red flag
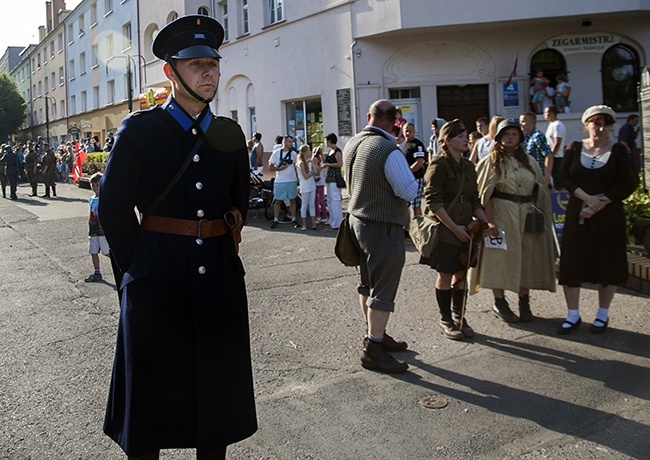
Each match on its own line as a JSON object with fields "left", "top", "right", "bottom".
{"left": 506, "top": 50, "right": 518, "bottom": 86}
{"left": 72, "top": 149, "right": 87, "bottom": 183}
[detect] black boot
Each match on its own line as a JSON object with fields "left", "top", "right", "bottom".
{"left": 492, "top": 296, "right": 519, "bottom": 323}
{"left": 452, "top": 289, "right": 475, "bottom": 338}
{"left": 360, "top": 338, "right": 408, "bottom": 373}
{"left": 518, "top": 295, "right": 534, "bottom": 322}
{"left": 51, "top": 184, "right": 57, "bottom": 197}
{"left": 436, "top": 289, "right": 463, "bottom": 340}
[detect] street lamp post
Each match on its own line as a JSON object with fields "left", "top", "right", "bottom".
{"left": 37, "top": 95, "right": 56, "bottom": 144}
{"left": 106, "top": 55, "right": 146, "bottom": 113}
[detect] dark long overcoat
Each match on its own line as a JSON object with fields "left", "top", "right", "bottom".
{"left": 99, "top": 99, "right": 257, "bottom": 457}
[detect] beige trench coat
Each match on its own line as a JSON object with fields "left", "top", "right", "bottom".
{"left": 470, "top": 154, "right": 557, "bottom": 294}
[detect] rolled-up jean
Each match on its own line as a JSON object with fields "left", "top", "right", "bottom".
{"left": 326, "top": 182, "right": 342, "bottom": 229}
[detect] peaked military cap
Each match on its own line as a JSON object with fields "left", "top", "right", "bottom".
{"left": 152, "top": 15, "right": 224, "bottom": 61}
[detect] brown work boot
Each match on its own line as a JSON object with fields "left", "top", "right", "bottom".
{"left": 361, "top": 338, "right": 408, "bottom": 373}
{"left": 382, "top": 332, "right": 408, "bottom": 352}
{"left": 492, "top": 297, "right": 519, "bottom": 323}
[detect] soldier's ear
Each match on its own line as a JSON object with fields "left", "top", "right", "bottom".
{"left": 162, "top": 62, "right": 175, "bottom": 82}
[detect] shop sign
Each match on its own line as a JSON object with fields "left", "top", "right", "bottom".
{"left": 547, "top": 33, "right": 619, "bottom": 55}
{"left": 139, "top": 87, "right": 171, "bottom": 109}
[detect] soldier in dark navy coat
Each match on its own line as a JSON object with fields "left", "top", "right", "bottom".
{"left": 99, "top": 15, "right": 257, "bottom": 460}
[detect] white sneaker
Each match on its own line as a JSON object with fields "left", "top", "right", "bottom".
{"left": 301, "top": 227, "right": 307, "bottom": 231}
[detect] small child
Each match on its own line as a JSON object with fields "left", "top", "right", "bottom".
{"left": 554, "top": 73, "right": 571, "bottom": 113}
{"left": 530, "top": 70, "right": 550, "bottom": 114}
{"left": 295, "top": 144, "right": 317, "bottom": 231}
{"left": 84, "top": 172, "right": 110, "bottom": 282}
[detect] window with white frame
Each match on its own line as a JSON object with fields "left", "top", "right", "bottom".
{"left": 50, "top": 41, "right": 54, "bottom": 58}
{"left": 106, "top": 34, "right": 114, "bottom": 59}
{"left": 242, "top": 0, "right": 249, "bottom": 35}
{"left": 44, "top": 77, "right": 48, "bottom": 93}
{"left": 57, "top": 33, "right": 63, "bottom": 52}
{"left": 39, "top": 108, "right": 43, "bottom": 123}
{"left": 52, "top": 101, "right": 57, "bottom": 119}
{"left": 122, "top": 22, "right": 132, "bottom": 50}
{"left": 80, "top": 52, "right": 86, "bottom": 74}
{"left": 269, "top": 0, "right": 284, "bottom": 24}
{"left": 69, "top": 59, "right": 75, "bottom": 79}
{"left": 81, "top": 91, "right": 87, "bottom": 112}
{"left": 37, "top": 53, "right": 41, "bottom": 68}
{"left": 92, "top": 44, "right": 99, "bottom": 67}
{"left": 105, "top": 0, "right": 113, "bottom": 16}
{"left": 90, "top": 2, "right": 97, "bottom": 25}
{"left": 60, "top": 100, "right": 65, "bottom": 117}
{"left": 79, "top": 14, "right": 85, "bottom": 35}
{"left": 70, "top": 95, "right": 76, "bottom": 115}
{"left": 93, "top": 86, "right": 99, "bottom": 108}
{"left": 220, "top": 2, "right": 229, "bottom": 42}
{"left": 68, "top": 24, "right": 74, "bottom": 43}
{"left": 198, "top": 6, "right": 209, "bottom": 15}
{"left": 38, "top": 81, "right": 42, "bottom": 97}
{"left": 58, "top": 67, "right": 64, "bottom": 86}
{"left": 107, "top": 79, "right": 115, "bottom": 104}
{"left": 50, "top": 72, "right": 55, "bottom": 90}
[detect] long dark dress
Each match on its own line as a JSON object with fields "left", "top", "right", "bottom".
{"left": 558, "top": 141, "right": 633, "bottom": 287}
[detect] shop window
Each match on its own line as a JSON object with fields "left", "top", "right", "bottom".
{"left": 602, "top": 44, "right": 640, "bottom": 112}
{"left": 530, "top": 48, "right": 566, "bottom": 91}
{"left": 285, "top": 98, "right": 323, "bottom": 148}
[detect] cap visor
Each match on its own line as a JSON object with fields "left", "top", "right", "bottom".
{"left": 172, "top": 45, "right": 221, "bottom": 59}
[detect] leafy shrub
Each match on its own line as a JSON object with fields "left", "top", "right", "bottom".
{"left": 82, "top": 152, "right": 109, "bottom": 175}
{"left": 623, "top": 174, "right": 650, "bottom": 244}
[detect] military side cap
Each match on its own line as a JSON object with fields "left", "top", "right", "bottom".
{"left": 153, "top": 15, "right": 224, "bottom": 61}
{"left": 438, "top": 119, "right": 466, "bottom": 144}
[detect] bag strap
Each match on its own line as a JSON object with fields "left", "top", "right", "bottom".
{"left": 145, "top": 134, "right": 205, "bottom": 216}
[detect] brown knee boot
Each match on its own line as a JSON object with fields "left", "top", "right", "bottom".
{"left": 436, "top": 288, "right": 463, "bottom": 340}
{"left": 452, "top": 289, "right": 475, "bottom": 338}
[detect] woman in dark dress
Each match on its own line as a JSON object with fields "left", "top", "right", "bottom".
{"left": 557, "top": 105, "right": 634, "bottom": 335}
{"left": 420, "top": 119, "right": 490, "bottom": 340}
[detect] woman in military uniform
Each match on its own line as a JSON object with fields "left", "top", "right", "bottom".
{"left": 99, "top": 16, "right": 256, "bottom": 459}
{"left": 420, "top": 120, "right": 489, "bottom": 340}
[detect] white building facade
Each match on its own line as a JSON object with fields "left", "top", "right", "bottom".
{"left": 214, "top": 0, "right": 649, "bottom": 149}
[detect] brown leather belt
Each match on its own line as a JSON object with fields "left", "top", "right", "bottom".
{"left": 140, "top": 215, "right": 229, "bottom": 238}
{"left": 491, "top": 189, "right": 533, "bottom": 203}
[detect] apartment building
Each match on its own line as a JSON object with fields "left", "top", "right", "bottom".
{"left": 5, "top": 0, "right": 650, "bottom": 151}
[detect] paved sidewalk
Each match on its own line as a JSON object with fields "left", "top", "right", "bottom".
{"left": 1, "top": 183, "right": 649, "bottom": 459}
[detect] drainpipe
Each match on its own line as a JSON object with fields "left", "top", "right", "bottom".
{"left": 350, "top": 40, "right": 358, "bottom": 134}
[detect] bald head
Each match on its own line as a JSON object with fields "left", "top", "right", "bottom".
{"left": 367, "top": 99, "right": 397, "bottom": 132}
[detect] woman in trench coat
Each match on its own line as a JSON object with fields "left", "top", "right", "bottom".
{"left": 471, "top": 118, "right": 556, "bottom": 322}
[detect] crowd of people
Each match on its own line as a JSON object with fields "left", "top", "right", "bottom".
{"left": 0, "top": 133, "right": 114, "bottom": 200}
{"left": 340, "top": 99, "right": 637, "bottom": 374}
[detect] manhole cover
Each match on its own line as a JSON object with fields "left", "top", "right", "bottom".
{"left": 419, "top": 396, "right": 448, "bottom": 409}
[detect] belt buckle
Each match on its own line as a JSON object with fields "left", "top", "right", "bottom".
{"left": 197, "top": 219, "right": 208, "bottom": 238}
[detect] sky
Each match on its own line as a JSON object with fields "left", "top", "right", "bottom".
{"left": 0, "top": 0, "right": 82, "bottom": 55}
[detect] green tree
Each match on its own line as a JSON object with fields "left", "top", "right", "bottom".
{"left": 0, "top": 73, "right": 26, "bottom": 140}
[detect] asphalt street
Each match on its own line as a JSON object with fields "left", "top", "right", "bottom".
{"left": 1, "top": 182, "right": 649, "bottom": 459}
